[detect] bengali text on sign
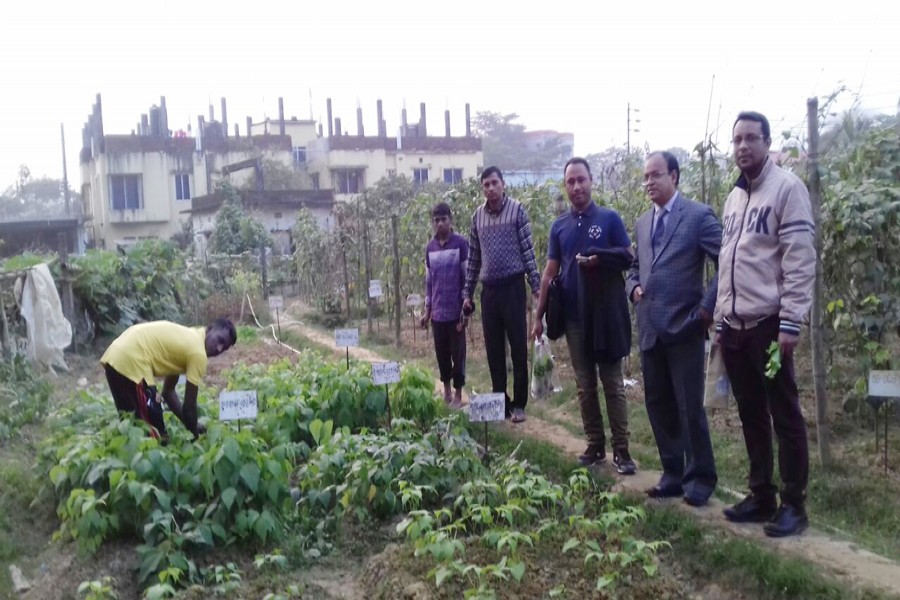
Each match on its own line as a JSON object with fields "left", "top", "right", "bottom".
{"left": 869, "top": 370, "right": 900, "bottom": 398}
{"left": 219, "top": 390, "right": 258, "bottom": 421}
{"left": 468, "top": 393, "right": 506, "bottom": 422}
{"left": 335, "top": 328, "right": 360, "bottom": 347}
{"left": 372, "top": 362, "right": 401, "bottom": 385}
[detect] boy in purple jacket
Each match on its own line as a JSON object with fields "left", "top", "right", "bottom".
{"left": 420, "top": 202, "right": 469, "bottom": 407}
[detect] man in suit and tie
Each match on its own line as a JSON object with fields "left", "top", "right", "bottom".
{"left": 626, "top": 151, "right": 721, "bottom": 506}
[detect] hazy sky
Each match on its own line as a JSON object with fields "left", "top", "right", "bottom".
{"left": 2, "top": 0, "right": 897, "bottom": 188}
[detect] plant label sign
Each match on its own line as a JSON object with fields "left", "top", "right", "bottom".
{"left": 219, "top": 390, "right": 258, "bottom": 421}
{"left": 869, "top": 371, "right": 900, "bottom": 398}
{"left": 268, "top": 295, "right": 284, "bottom": 311}
{"left": 368, "top": 280, "right": 383, "bottom": 298}
{"left": 406, "top": 293, "right": 423, "bottom": 307}
{"left": 372, "top": 361, "right": 401, "bottom": 385}
{"left": 335, "top": 328, "right": 359, "bottom": 347}
{"left": 468, "top": 393, "right": 506, "bottom": 422}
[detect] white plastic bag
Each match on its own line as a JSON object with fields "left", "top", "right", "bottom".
{"left": 704, "top": 343, "right": 731, "bottom": 409}
{"left": 531, "top": 335, "right": 561, "bottom": 400}
{"left": 20, "top": 263, "right": 72, "bottom": 371}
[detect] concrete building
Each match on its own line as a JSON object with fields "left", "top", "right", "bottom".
{"left": 79, "top": 95, "right": 302, "bottom": 249}
{"left": 305, "top": 99, "right": 482, "bottom": 202}
{"left": 79, "top": 94, "right": 483, "bottom": 249}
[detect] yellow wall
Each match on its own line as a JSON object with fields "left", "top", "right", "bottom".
{"left": 249, "top": 119, "right": 318, "bottom": 148}
{"left": 83, "top": 145, "right": 294, "bottom": 248}
{"left": 305, "top": 138, "right": 482, "bottom": 201}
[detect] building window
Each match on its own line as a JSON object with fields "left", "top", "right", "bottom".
{"left": 413, "top": 168, "right": 429, "bottom": 184}
{"left": 293, "top": 146, "right": 307, "bottom": 164}
{"left": 312, "top": 173, "right": 320, "bottom": 190}
{"left": 335, "top": 169, "right": 363, "bottom": 194}
{"left": 443, "top": 168, "right": 463, "bottom": 184}
{"left": 110, "top": 175, "right": 142, "bottom": 210}
{"left": 175, "top": 174, "right": 191, "bottom": 201}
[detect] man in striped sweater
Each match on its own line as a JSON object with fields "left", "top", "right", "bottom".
{"left": 463, "top": 166, "right": 541, "bottom": 423}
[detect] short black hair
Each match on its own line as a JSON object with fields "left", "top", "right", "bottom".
{"left": 210, "top": 318, "right": 237, "bottom": 346}
{"left": 563, "top": 157, "right": 592, "bottom": 179}
{"left": 734, "top": 111, "right": 771, "bottom": 140}
{"left": 647, "top": 151, "right": 680, "bottom": 186}
{"left": 431, "top": 202, "right": 451, "bottom": 218}
{"left": 480, "top": 166, "right": 504, "bottom": 182}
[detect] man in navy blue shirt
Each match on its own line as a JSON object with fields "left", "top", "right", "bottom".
{"left": 534, "top": 157, "right": 636, "bottom": 474}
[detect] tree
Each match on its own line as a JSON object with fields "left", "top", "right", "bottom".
{"left": 0, "top": 164, "right": 80, "bottom": 220}
{"left": 242, "top": 155, "right": 312, "bottom": 191}
{"left": 474, "top": 111, "right": 569, "bottom": 172}
{"left": 207, "top": 182, "right": 270, "bottom": 255}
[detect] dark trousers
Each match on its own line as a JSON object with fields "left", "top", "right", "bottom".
{"left": 481, "top": 277, "right": 528, "bottom": 412}
{"left": 721, "top": 316, "right": 808, "bottom": 507}
{"left": 432, "top": 319, "right": 466, "bottom": 389}
{"left": 642, "top": 334, "right": 717, "bottom": 499}
{"left": 104, "top": 364, "right": 167, "bottom": 436}
{"left": 566, "top": 321, "right": 629, "bottom": 452}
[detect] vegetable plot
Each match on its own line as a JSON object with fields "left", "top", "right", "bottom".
{"left": 43, "top": 351, "right": 666, "bottom": 598}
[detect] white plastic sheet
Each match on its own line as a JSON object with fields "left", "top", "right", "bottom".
{"left": 20, "top": 263, "right": 72, "bottom": 371}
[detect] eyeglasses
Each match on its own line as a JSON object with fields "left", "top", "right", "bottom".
{"left": 732, "top": 134, "right": 766, "bottom": 146}
{"left": 642, "top": 170, "right": 670, "bottom": 183}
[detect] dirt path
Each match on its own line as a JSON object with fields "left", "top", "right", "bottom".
{"left": 276, "top": 301, "right": 900, "bottom": 598}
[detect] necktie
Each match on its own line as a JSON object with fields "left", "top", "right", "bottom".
{"left": 652, "top": 210, "right": 667, "bottom": 255}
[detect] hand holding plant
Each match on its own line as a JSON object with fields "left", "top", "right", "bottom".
{"left": 765, "top": 342, "right": 782, "bottom": 379}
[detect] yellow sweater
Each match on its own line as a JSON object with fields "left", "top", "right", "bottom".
{"left": 101, "top": 321, "right": 208, "bottom": 386}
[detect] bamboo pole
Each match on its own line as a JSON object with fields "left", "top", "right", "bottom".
{"left": 807, "top": 97, "right": 831, "bottom": 467}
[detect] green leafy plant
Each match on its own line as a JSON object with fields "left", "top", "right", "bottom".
{"left": 0, "top": 354, "right": 53, "bottom": 441}
{"left": 77, "top": 576, "right": 118, "bottom": 600}
{"left": 208, "top": 181, "right": 271, "bottom": 255}
{"left": 765, "top": 342, "right": 782, "bottom": 379}
{"left": 70, "top": 240, "right": 200, "bottom": 336}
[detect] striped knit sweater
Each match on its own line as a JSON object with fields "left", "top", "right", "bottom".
{"left": 463, "top": 195, "right": 541, "bottom": 299}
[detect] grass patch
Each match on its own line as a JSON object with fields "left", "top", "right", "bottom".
{"left": 0, "top": 454, "right": 54, "bottom": 599}
{"left": 465, "top": 421, "right": 591, "bottom": 484}
{"left": 806, "top": 459, "right": 900, "bottom": 560}
{"left": 640, "top": 506, "right": 892, "bottom": 600}
{"left": 236, "top": 325, "right": 259, "bottom": 344}
{"left": 278, "top": 328, "right": 334, "bottom": 356}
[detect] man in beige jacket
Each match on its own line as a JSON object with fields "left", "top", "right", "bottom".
{"left": 714, "top": 111, "right": 816, "bottom": 537}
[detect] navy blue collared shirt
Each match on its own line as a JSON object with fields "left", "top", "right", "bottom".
{"left": 548, "top": 201, "right": 631, "bottom": 312}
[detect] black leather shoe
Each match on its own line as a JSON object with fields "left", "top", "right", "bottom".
{"left": 578, "top": 445, "right": 606, "bottom": 466}
{"left": 763, "top": 504, "right": 808, "bottom": 537}
{"left": 646, "top": 485, "right": 683, "bottom": 499}
{"left": 723, "top": 493, "right": 777, "bottom": 523}
{"left": 682, "top": 494, "right": 709, "bottom": 507}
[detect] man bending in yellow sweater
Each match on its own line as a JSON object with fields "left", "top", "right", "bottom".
{"left": 100, "top": 319, "right": 237, "bottom": 441}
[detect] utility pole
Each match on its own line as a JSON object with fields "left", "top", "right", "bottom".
{"left": 627, "top": 103, "right": 640, "bottom": 155}
{"left": 807, "top": 97, "right": 831, "bottom": 467}
{"left": 60, "top": 123, "right": 70, "bottom": 214}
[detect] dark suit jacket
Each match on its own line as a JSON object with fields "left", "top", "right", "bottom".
{"left": 578, "top": 246, "right": 632, "bottom": 363}
{"left": 626, "top": 193, "right": 722, "bottom": 352}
